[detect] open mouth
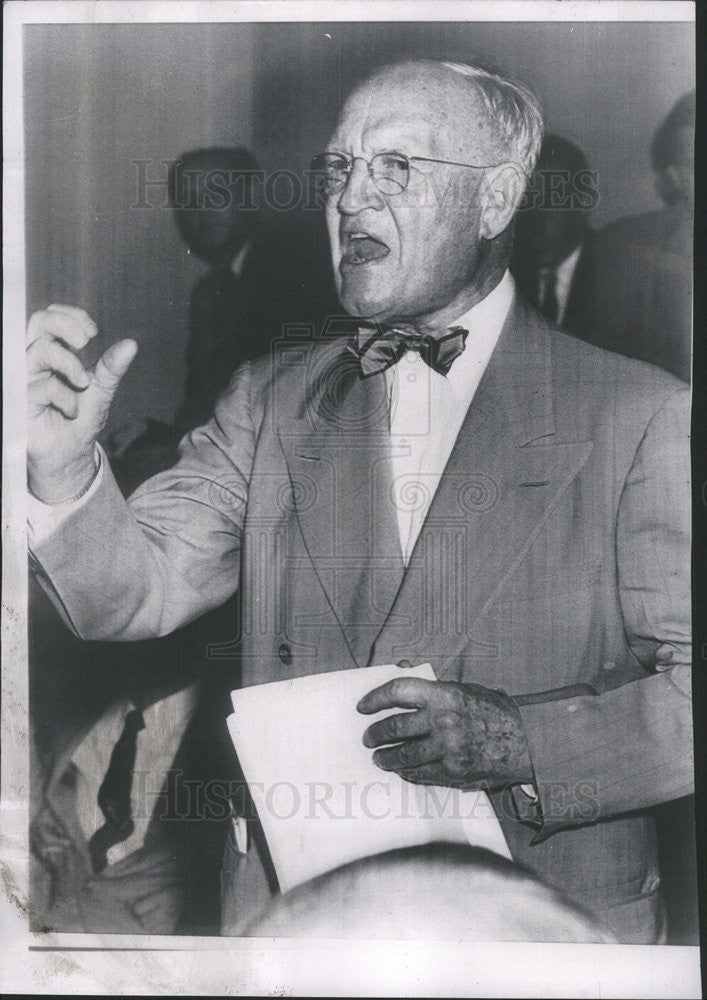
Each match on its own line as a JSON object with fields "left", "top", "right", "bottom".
{"left": 340, "top": 232, "right": 390, "bottom": 266}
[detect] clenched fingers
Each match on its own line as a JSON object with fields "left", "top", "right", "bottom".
{"left": 27, "top": 337, "right": 90, "bottom": 390}
{"left": 372, "top": 736, "right": 443, "bottom": 771}
{"left": 395, "top": 763, "right": 449, "bottom": 786}
{"left": 362, "top": 708, "right": 430, "bottom": 748}
{"left": 357, "top": 676, "right": 437, "bottom": 715}
{"left": 29, "top": 374, "right": 80, "bottom": 419}
{"left": 26, "top": 304, "right": 98, "bottom": 350}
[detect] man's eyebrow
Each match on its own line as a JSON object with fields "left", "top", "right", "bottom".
{"left": 327, "top": 124, "right": 433, "bottom": 155}
{"left": 367, "top": 130, "right": 431, "bottom": 152}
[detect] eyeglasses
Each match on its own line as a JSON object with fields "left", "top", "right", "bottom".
{"left": 309, "top": 151, "right": 503, "bottom": 197}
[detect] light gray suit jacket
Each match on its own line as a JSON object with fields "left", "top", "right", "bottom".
{"left": 32, "top": 293, "right": 692, "bottom": 943}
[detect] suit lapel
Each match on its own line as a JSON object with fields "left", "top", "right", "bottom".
{"left": 371, "top": 295, "right": 593, "bottom": 673}
{"left": 277, "top": 340, "right": 405, "bottom": 668}
{"left": 277, "top": 300, "right": 593, "bottom": 674}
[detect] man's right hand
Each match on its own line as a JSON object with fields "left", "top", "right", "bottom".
{"left": 27, "top": 304, "right": 138, "bottom": 502}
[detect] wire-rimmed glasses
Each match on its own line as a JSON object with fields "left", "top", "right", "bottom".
{"left": 309, "top": 150, "right": 505, "bottom": 197}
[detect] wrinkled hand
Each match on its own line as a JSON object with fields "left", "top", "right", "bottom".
{"left": 26, "top": 304, "right": 138, "bottom": 501}
{"left": 358, "top": 675, "right": 533, "bottom": 790}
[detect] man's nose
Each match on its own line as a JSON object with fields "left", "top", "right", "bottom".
{"left": 336, "top": 159, "right": 385, "bottom": 215}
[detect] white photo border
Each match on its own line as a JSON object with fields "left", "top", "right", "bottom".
{"left": 2, "top": 2, "right": 699, "bottom": 996}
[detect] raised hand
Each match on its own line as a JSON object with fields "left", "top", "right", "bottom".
{"left": 27, "top": 304, "right": 138, "bottom": 502}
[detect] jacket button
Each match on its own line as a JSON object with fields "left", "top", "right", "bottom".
{"left": 279, "top": 643, "right": 293, "bottom": 665}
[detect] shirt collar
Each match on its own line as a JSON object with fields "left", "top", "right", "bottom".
{"left": 554, "top": 242, "right": 583, "bottom": 286}
{"left": 231, "top": 240, "right": 251, "bottom": 278}
{"left": 377, "top": 269, "right": 513, "bottom": 394}
{"left": 70, "top": 685, "right": 200, "bottom": 785}
{"left": 440, "top": 268, "right": 514, "bottom": 391}
{"left": 71, "top": 699, "right": 134, "bottom": 789}
{"left": 449, "top": 268, "right": 514, "bottom": 343}
{"left": 541, "top": 243, "right": 583, "bottom": 283}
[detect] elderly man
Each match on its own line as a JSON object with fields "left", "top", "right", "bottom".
{"left": 26, "top": 60, "right": 691, "bottom": 944}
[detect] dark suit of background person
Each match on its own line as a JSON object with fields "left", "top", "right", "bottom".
{"left": 106, "top": 146, "right": 271, "bottom": 484}
{"left": 511, "top": 134, "right": 597, "bottom": 336}
{"left": 108, "top": 146, "right": 339, "bottom": 486}
{"left": 578, "top": 91, "right": 694, "bottom": 383}
{"left": 169, "top": 146, "right": 340, "bottom": 437}
{"left": 26, "top": 61, "right": 692, "bottom": 946}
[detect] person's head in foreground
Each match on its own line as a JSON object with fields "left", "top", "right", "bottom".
{"left": 247, "top": 844, "right": 616, "bottom": 942}
{"left": 311, "top": 59, "right": 543, "bottom": 327}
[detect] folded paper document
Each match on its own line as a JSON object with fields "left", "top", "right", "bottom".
{"left": 227, "top": 662, "right": 511, "bottom": 892}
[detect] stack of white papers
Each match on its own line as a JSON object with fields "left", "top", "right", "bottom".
{"left": 227, "top": 662, "right": 511, "bottom": 892}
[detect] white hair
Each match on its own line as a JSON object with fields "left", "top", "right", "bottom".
{"left": 442, "top": 61, "right": 544, "bottom": 178}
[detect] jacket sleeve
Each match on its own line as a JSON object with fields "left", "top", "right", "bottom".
{"left": 29, "top": 362, "right": 257, "bottom": 641}
{"left": 513, "top": 387, "right": 692, "bottom": 838}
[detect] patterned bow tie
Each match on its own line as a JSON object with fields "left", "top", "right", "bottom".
{"left": 348, "top": 324, "right": 469, "bottom": 378}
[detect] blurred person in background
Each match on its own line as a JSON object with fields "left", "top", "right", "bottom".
{"left": 171, "top": 145, "right": 339, "bottom": 435}
{"left": 109, "top": 145, "right": 339, "bottom": 484}
{"left": 170, "top": 146, "right": 265, "bottom": 433}
{"left": 578, "top": 91, "right": 694, "bottom": 382}
{"left": 512, "top": 133, "right": 598, "bottom": 335}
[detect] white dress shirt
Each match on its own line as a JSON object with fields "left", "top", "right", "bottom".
{"left": 384, "top": 271, "right": 536, "bottom": 801}
{"left": 538, "top": 242, "right": 583, "bottom": 326}
{"left": 71, "top": 684, "right": 199, "bottom": 867}
{"left": 386, "top": 270, "right": 514, "bottom": 565}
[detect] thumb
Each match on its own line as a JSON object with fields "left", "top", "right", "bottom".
{"left": 91, "top": 338, "right": 138, "bottom": 396}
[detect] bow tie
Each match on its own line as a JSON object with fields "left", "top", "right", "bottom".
{"left": 348, "top": 324, "right": 469, "bottom": 378}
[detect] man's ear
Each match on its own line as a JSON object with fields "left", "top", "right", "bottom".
{"left": 478, "top": 162, "right": 527, "bottom": 240}
{"left": 655, "top": 165, "right": 691, "bottom": 207}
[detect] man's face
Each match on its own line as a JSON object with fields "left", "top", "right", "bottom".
{"left": 324, "top": 69, "right": 496, "bottom": 323}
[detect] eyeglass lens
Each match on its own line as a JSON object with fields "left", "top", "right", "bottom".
{"left": 311, "top": 153, "right": 410, "bottom": 195}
